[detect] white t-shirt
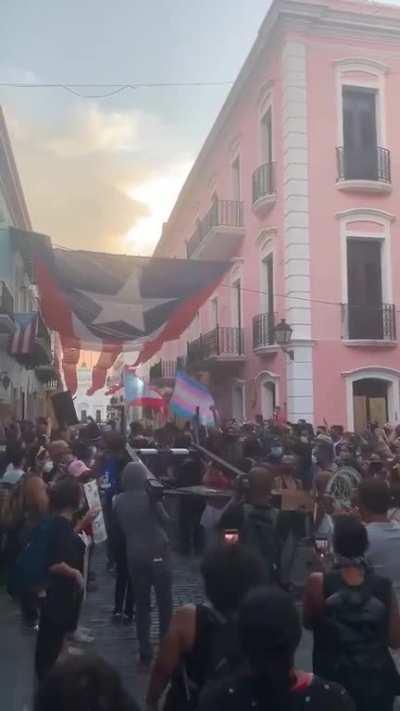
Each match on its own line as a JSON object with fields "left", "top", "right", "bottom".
{"left": 366, "top": 520, "right": 400, "bottom": 584}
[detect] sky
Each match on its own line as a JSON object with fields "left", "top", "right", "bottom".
{"left": 0, "top": 0, "right": 269, "bottom": 256}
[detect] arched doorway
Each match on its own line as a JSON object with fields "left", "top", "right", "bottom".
{"left": 353, "top": 378, "right": 388, "bottom": 431}
{"left": 232, "top": 382, "right": 245, "bottom": 422}
{"left": 260, "top": 378, "right": 276, "bottom": 420}
{"left": 344, "top": 368, "right": 400, "bottom": 431}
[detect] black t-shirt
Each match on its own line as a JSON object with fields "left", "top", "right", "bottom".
{"left": 43, "top": 515, "right": 84, "bottom": 627}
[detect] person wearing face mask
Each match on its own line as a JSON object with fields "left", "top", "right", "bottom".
{"left": 45, "top": 441, "right": 74, "bottom": 485}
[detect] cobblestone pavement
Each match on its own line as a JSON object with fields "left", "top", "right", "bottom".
{"left": 0, "top": 545, "right": 313, "bottom": 711}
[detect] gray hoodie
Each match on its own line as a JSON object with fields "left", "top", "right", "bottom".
{"left": 114, "top": 461, "right": 170, "bottom": 563}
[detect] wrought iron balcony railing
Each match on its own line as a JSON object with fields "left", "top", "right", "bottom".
{"left": 187, "top": 199, "right": 244, "bottom": 258}
{"left": 336, "top": 146, "right": 391, "bottom": 184}
{"left": 252, "top": 162, "right": 276, "bottom": 204}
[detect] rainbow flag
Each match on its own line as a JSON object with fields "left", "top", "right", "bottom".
{"left": 170, "top": 371, "right": 215, "bottom": 425}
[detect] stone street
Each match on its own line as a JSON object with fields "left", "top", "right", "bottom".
{"left": 0, "top": 546, "right": 313, "bottom": 711}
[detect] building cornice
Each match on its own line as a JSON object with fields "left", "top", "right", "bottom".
{"left": 0, "top": 107, "right": 31, "bottom": 231}
{"left": 154, "top": 0, "right": 400, "bottom": 256}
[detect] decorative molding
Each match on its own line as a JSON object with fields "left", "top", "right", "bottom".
{"left": 334, "top": 57, "right": 389, "bottom": 75}
{"left": 257, "top": 79, "right": 274, "bottom": 111}
{"left": 256, "top": 227, "right": 278, "bottom": 249}
{"left": 336, "top": 208, "right": 396, "bottom": 223}
{"left": 342, "top": 365, "right": 400, "bottom": 378}
{"left": 255, "top": 369, "right": 280, "bottom": 381}
{"left": 228, "top": 135, "right": 241, "bottom": 162}
{"left": 336, "top": 180, "right": 392, "bottom": 195}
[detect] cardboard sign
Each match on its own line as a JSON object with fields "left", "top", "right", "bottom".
{"left": 279, "top": 488, "right": 314, "bottom": 513}
{"left": 84, "top": 480, "right": 108, "bottom": 544}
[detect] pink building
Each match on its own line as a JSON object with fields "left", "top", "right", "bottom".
{"left": 151, "top": 0, "right": 400, "bottom": 432}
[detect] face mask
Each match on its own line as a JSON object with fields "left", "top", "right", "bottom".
{"left": 271, "top": 447, "right": 283, "bottom": 458}
{"left": 43, "top": 460, "right": 54, "bottom": 474}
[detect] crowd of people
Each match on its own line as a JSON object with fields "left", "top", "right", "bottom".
{"left": 1, "top": 413, "right": 400, "bottom": 709}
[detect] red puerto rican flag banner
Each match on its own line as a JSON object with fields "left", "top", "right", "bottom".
{"left": 11, "top": 228, "right": 229, "bottom": 396}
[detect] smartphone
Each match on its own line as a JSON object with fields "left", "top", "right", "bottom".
{"left": 224, "top": 529, "right": 240, "bottom": 545}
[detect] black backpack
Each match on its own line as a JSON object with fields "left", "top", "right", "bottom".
{"left": 321, "top": 572, "right": 400, "bottom": 701}
{"left": 165, "top": 606, "right": 244, "bottom": 711}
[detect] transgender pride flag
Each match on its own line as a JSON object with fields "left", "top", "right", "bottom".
{"left": 170, "top": 371, "right": 215, "bottom": 425}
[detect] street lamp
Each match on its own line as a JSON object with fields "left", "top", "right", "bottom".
{"left": 274, "top": 319, "right": 294, "bottom": 360}
{"left": 0, "top": 372, "right": 11, "bottom": 390}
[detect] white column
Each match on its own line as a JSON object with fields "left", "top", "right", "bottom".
{"left": 282, "top": 40, "right": 314, "bottom": 423}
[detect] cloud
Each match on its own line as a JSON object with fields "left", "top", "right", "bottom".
{"left": 1, "top": 75, "right": 191, "bottom": 254}
{"left": 45, "top": 105, "right": 164, "bottom": 159}
{"left": 125, "top": 163, "right": 192, "bottom": 255}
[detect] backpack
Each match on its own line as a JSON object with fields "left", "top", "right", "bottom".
{"left": 8, "top": 517, "right": 54, "bottom": 595}
{"left": 165, "top": 606, "right": 244, "bottom": 711}
{"left": 240, "top": 504, "right": 278, "bottom": 583}
{"left": 322, "top": 573, "right": 400, "bottom": 700}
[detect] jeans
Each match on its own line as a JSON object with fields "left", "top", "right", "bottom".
{"left": 129, "top": 555, "right": 172, "bottom": 663}
{"left": 179, "top": 496, "right": 205, "bottom": 556}
{"left": 276, "top": 511, "right": 305, "bottom": 585}
{"left": 114, "top": 547, "right": 134, "bottom": 617}
{"left": 35, "top": 615, "right": 68, "bottom": 681}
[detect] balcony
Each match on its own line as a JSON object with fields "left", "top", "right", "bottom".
{"left": 252, "top": 163, "right": 276, "bottom": 213}
{"left": 186, "top": 199, "right": 244, "bottom": 260}
{"left": 149, "top": 359, "right": 176, "bottom": 384}
{"left": 0, "top": 281, "right": 15, "bottom": 335}
{"left": 253, "top": 313, "right": 278, "bottom": 353}
{"left": 336, "top": 146, "right": 392, "bottom": 193}
{"left": 11, "top": 311, "right": 52, "bottom": 367}
{"left": 341, "top": 303, "right": 396, "bottom": 344}
{"left": 187, "top": 326, "right": 245, "bottom": 369}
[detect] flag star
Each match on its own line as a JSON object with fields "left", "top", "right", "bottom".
{"left": 81, "top": 269, "right": 175, "bottom": 333}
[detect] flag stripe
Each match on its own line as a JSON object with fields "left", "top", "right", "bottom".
{"left": 135, "top": 279, "right": 221, "bottom": 367}
{"left": 170, "top": 371, "right": 214, "bottom": 424}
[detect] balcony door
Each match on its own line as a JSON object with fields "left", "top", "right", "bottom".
{"left": 343, "top": 87, "right": 378, "bottom": 180}
{"left": 261, "top": 108, "right": 273, "bottom": 164}
{"left": 347, "top": 239, "right": 382, "bottom": 339}
{"left": 232, "top": 383, "right": 245, "bottom": 422}
{"left": 353, "top": 378, "right": 388, "bottom": 431}
{"left": 232, "top": 157, "right": 241, "bottom": 202}
{"left": 210, "top": 297, "right": 218, "bottom": 329}
{"left": 262, "top": 254, "right": 274, "bottom": 315}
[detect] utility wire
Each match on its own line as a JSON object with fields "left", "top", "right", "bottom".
{"left": 0, "top": 80, "right": 234, "bottom": 99}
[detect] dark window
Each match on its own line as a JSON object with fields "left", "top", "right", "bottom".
{"left": 263, "top": 254, "right": 274, "bottom": 315}
{"left": 343, "top": 87, "right": 378, "bottom": 180}
{"left": 347, "top": 239, "right": 382, "bottom": 339}
{"left": 261, "top": 108, "right": 273, "bottom": 164}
